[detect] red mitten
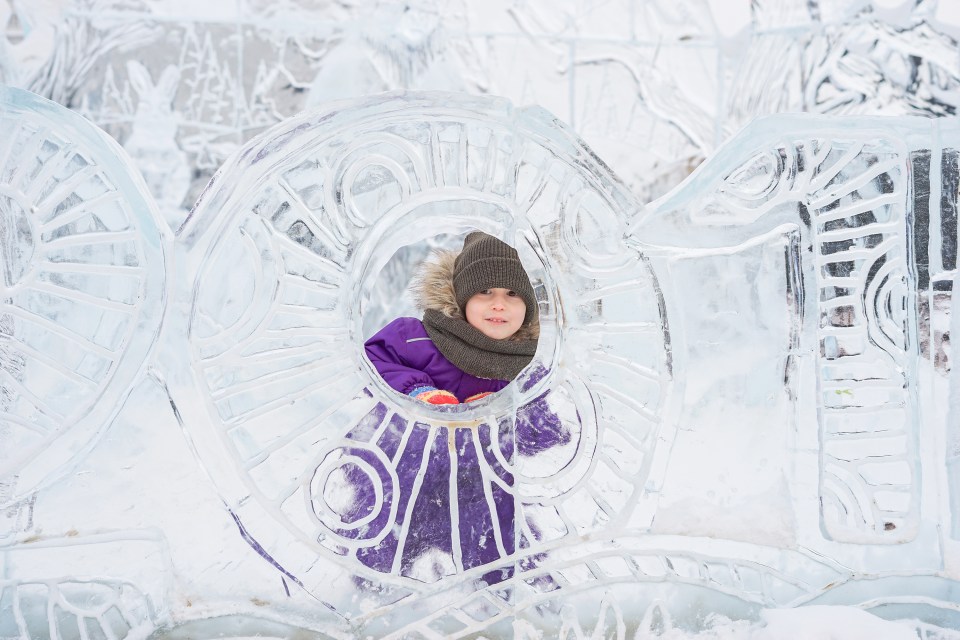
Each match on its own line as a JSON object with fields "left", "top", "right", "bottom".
{"left": 414, "top": 388, "right": 460, "bottom": 405}
{"left": 465, "top": 392, "right": 493, "bottom": 403}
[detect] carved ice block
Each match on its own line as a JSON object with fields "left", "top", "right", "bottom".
{"left": 0, "top": 87, "right": 167, "bottom": 509}
{"left": 0, "top": 533, "right": 167, "bottom": 638}
{"left": 168, "top": 92, "right": 669, "bottom": 619}
{"left": 635, "top": 116, "right": 958, "bottom": 549}
{"left": 167, "top": 92, "right": 960, "bottom": 634}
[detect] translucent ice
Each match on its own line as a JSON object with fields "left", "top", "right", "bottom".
{"left": 2, "top": 81, "right": 960, "bottom": 636}
{"left": 0, "top": 86, "right": 166, "bottom": 510}
{"left": 3, "top": 1, "right": 960, "bottom": 637}
{"left": 0, "top": 87, "right": 168, "bottom": 639}
{"left": 0, "top": 533, "right": 166, "bottom": 638}
{"left": 634, "top": 117, "right": 958, "bottom": 551}
{"left": 162, "top": 92, "right": 960, "bottom": 636}
{"left": 167, "top": 92, "right": 665, "bottom": 610}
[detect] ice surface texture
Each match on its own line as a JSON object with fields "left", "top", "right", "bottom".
{"left": 10, "top": 0, "right": 960, "bottom": 227}
{"left": 169, "top": 91, "right": 669, "bottom": 615}
{"left": 0, "top": 74, "right": 958, "bottom": 640}
{"left": 0, "top": 87, "right": 166, "bottom": 509}
{"left": 0, "top": 533, "right": 166, "bottom": 639}
{"left": 164, "top": 92, "right": 960, "bottom": 635}
{"left": 0, "top": 87, "right": 168, "bottom": 639}
{"left": 637, "top": 117, "right": 958, "bottom": 545}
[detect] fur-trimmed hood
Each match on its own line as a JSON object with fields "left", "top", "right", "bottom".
{"left": 411, "top": 249, "right": 540, "bottom": 341}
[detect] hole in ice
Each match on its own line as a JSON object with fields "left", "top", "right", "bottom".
{"left": 361, "top": 224, "right": 542, "bottom": 410}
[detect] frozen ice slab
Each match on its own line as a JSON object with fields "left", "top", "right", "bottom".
{"left": 0, "top": 87, "right": 167, "bottom": 509}
{"left": 167, "top": 92, "right": 960, "bottom": 634}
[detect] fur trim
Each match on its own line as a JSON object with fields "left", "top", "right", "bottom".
{"left": 411, "top": 249, "right": 461, "bottom": 319}
{"left": 410, "top": 249, "right": 540, "bottom": 341}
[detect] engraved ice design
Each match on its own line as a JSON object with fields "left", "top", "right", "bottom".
{"left": 810, "top": 139, "right": 916, "bottom": 542}
{"left": 1, "top": 2, "right": 960, "bottom": 627}
{"left": 0, "top": 87, "right": 166, "bottom": 509}
{"left": 662, "top": 134, "right": 920, "bottom": 543}
{"left": 0, "top": 534, "right": 164, "bottom": 640}
{"left": 169, "top": 93, "right": 667, "bottom": 602}
{"left": 165, "top": 94, "right": 960, "bottom": 636}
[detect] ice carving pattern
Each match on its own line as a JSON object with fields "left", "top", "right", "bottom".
{"left": 363, "top": 540, "right": 846, "bottom": 638}
{"left": 0, "top": 533, "right": 166, "bottom": 640}
{"left": 171, "top": 92, "right": 668, "bottom": 603}
{"left": 0, "top": 1, "right": 958, "bottom": 629}
{"left": 714, "top": 136, "right": 918, "bottom": 543}
{"left": 636, "top": 111, "right": 959, "bottom": 570}
{"left": 0, "top": 579, "right": 155, "bottom": 639}
{"left": 2, "top": 0, "right": 957, "bottom": 238}
{"left": 810, "top": 140, "right": 916, "bottom": 542}
{"left": 168, "top": 92, "right": 960, "bottom": 635}
{"left": 121, "top": 61, "right": 190, "bottom": 216}
{"left": 0, "top": 87, "right": 166, "bottom": 508}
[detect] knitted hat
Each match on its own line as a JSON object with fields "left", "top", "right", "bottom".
{"left": 453, "top": 232, "right": 537, "bottom": 326}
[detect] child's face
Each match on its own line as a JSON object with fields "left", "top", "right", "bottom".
{"left": 465, "top": 288, "right": 526, "bottom": 340}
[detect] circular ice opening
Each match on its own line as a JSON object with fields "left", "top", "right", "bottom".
{"left": 353, "top": 202, "right": 552, "bottom": 414}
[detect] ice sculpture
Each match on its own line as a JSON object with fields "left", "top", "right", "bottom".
{"left": 164, "top": 92, "right": 960, "bottom": 635}
{"left": 122, "top": 61, "right": 191, "bottom": 219}
{"left": 636, "top": 116, "right": 957, "bottom": 546}
{"left": 0, "top": 86, "right": 170, "bottom": 639}
{"left": 167, "top": 91, "right": 667, "bottom": 631}
{"left": 0, "top": 86, "right": 167, "bottom": 510}
{"left": 11, "top": 0, "right": 958, "bottom": 236}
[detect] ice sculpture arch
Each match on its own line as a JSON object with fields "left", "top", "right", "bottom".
{"left": 0, "top": 86, "right": 167, "bottom": 508}
{"left": 168, "top": 92, "right": 672, "bottom": 605}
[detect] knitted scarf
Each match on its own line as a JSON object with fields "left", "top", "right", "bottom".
{"left": 422, "top": 309, "right": 538, "bottom": 381}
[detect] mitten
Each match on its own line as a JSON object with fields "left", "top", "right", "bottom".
{"left": 465, "top": 392, "right": 493, "bottom": 403}
{"left": 410, "top": 386, "right": 460, "bottom": 405}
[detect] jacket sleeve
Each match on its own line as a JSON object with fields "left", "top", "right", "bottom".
{"left": 364, "top": 319, "right": 438, "bottom": 396}
{"left": 514, "top": 366, "right": 569, "bottom": 455}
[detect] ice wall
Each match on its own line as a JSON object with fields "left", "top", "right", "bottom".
{"left": 3, "top": 85, "right": 960, "bottom": 638}
{"left": 4, "top": 1, "right": 960, "bottom": 226}
{"left": 167, "top": 90, "right": 960, "bottom": 637}
{"left": 1, "top": 0, "right": 960, "bottom": 638}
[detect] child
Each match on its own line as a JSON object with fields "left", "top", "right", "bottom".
{"left": 359, "top": 233, "right": 555, "bottom": 584}
{"left": 364, "top": 232, "right": 539, "bottom": 404}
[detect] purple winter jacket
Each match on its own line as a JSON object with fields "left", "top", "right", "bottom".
{"left": 358, "top": 316, "right": 568, "bottom": 585}
{"left": 364, "top": 317, "right": 508, "bottom": 401}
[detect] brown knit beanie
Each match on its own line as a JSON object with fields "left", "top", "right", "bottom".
{"left": 453, "top": 232, "right": 538, "bottom": 326}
